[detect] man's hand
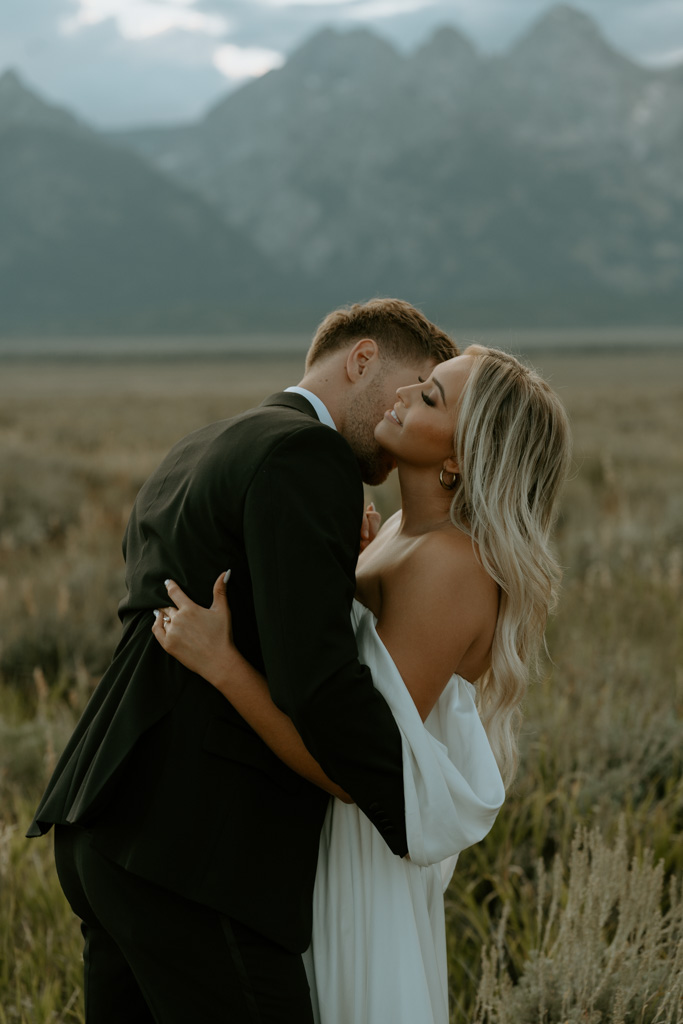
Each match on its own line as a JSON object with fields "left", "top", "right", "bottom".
{"left": 359, "top": 503, "right": 381, "bottom": 553}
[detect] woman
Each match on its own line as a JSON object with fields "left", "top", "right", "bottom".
{"left": 152, "top": 346, "right": 572, "bottom": 1023}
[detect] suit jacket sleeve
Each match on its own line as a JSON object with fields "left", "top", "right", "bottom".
{"left": 243, "top": 423, "right": 408, "bottom": 856}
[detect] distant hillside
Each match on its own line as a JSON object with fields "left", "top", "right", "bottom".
{"left": 115, "top": 5, "right": 683, "bottom": 328}
{"left": 1, "top": 4, "right": 683, "bottom": 335}
{"left": 0, "top": 71, "right": 289, "bottom": 334}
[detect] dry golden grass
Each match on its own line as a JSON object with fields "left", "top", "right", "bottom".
{"left": 1, "top": 345, "right": 682, "bottom": 1022}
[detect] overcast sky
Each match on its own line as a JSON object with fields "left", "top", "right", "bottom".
{"left": 2, "top": 0, "right": 683, "bottom": 128}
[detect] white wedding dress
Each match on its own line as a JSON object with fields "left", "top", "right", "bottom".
{"left": 302, "top": 600, "right": 506, "bottom": 1024}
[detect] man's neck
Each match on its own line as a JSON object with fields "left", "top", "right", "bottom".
{"left": 295, "top": 375, "right": 343, "bottom": 431}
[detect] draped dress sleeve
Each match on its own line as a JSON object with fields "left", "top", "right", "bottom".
{"left": 351, "top": 600, "right": 505, "bottom": 888}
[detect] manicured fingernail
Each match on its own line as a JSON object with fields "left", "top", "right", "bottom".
{"left": 164, "top": 579, "right": 171, "bottom": 587}
{"left": 224, "top": 570, "right": 232, "bottom": 584}
{"left": 368, "top": 502, "right": 375, "bottom": 511}
{"left": 153, "top": 609, "right": 160, "bottom": 619}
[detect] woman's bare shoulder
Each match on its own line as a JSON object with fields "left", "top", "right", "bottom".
{"left": 395, "top": 526, "right": 498, "bottom": 617}
{"left": 377, "top": 526, "right": 499, "bottom": 718}
{"left": 415, "top": 524, "right": 486, "bottom": 570}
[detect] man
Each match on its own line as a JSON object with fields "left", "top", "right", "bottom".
{"left": 28, "top": 298, "right": 457, "bottom": 1022}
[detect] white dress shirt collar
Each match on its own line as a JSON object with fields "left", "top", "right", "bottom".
{"left": 284, "top": 386, "right": 337, "bottom": 431}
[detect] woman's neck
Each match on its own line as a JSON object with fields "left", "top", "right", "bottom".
{"left": 395, "top": 463, "right": 453, "bottom": 536}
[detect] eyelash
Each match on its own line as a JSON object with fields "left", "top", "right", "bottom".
{"left": 418, "top": 377, "right": 435, "bottom": 407}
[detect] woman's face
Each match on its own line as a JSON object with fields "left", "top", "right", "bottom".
{"left": 374, "top": 354, "right": 475, "bottom": 470}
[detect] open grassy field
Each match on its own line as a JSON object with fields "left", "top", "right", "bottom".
{"left": 1, "top": 345, "right": 682, "bottom": 1022}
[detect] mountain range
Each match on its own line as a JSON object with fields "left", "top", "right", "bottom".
{"left": 1, "top": 4, "right": 682, "bottom": 335}
{"left": 0, "top": 70, "right": 287, "bottom": 333}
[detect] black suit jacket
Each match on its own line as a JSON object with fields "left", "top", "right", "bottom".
{"left": 28, "top": 393, "right": 408, "bottom": 952}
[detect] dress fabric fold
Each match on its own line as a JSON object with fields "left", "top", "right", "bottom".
{"left": 303, "top": 600, "right": 506, "bottom": 1024}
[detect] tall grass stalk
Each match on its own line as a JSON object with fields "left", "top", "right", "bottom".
{"left": 474, "top": 823, "right": 683, "bottom": 1023}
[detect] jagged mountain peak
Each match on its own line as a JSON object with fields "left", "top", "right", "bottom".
{"left": 286, "top": 24, "right": 400, "bottom": 76}
{"left": 499, "top": 0, "right": 648, "bottom": 110}
{"left": 202, "top": 24, "right": 400, "bottom": 125}
{"left": 0, "top": 67, "right": 85, "bottom": 133}
{"left": 530, "top": 4, "right": 601, "bottom": 33}
{"left": 509, "top": 3, "right": 633, "bottom": 66}
{"left": 0, "top": 67, "right": 47, "bottom": 109}
{"left": 520, "top": 4, "right": 605, "bottom": 42}
{"left": 0, "top": 68, "right": 24, "bottom": 90}
{"left": 415, "top": 24, "right": 478, "bottom": 62}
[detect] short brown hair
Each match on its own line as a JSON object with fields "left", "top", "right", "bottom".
{"left": 306, "top": 298, "right": 457, "bottom": 369}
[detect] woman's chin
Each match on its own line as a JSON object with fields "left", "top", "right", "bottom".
{"left": 374, "top": 418, "right": 399, "bottom": 447}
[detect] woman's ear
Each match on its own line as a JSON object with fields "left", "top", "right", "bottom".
{"left": 345, "top": 338, "right": 379, "bottom": 382}
{"left": 443, "top": 455, "right": 459, "bottom": 476}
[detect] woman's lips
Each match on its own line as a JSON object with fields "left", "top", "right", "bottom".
{"left": 384, "top": 408, "right": 402, "bottom": 425}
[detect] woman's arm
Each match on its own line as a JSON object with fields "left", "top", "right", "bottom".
{"left": 152, "top": 573, "right": 353, "bottom": 803}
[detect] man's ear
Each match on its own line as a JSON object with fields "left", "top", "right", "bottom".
{"left": 345, "top": 338, "right": 379, "bottom": 383}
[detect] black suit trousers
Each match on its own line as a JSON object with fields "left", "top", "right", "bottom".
{"left": 54, "top": 826, "right": 314, "bottom": 1024}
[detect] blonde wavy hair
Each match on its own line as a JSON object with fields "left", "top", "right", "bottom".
{"left": 449, "top": 345, "right": 572, "bottom": 788}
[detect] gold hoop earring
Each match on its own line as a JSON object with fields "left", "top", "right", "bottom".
{"left": 439, "top": 469, "right": 458, "bottom": 491}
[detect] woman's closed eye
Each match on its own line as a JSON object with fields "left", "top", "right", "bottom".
{"left": 417, "top": 376, "right": 436, "bottom": 407}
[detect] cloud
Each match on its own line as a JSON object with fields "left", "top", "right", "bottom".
{"left": 257, "top": 0, "right": 357, "bottom": 7}
{"left": 0, "top": 0, "right": 279, "bottom": 126}
{"left": 62, "top": 0, "right": 229, "bottom": 40}
{"left": 0, "top": 11, "right": 231, "bottom": 127}
{"left": 596, "top": 0, "right": 683, "bottom": 67}
{"left": 213, "top": 42, "right": 284, "bottom": 78}
{"left": 195, "top": 0, "right": 683, "bottom": 63}
{"left": 1, "top": 0, "right": 682, "bottom": 127}
{"left": 340, "top": 0, "right": 430, "bottom": 23}
{"left": 646, "top": 44, "right": 683, "bottom": 66}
